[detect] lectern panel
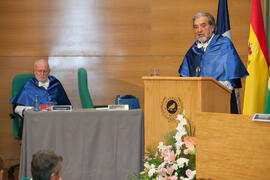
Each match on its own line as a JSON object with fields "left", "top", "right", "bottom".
{"left": 143, "top": 76, "right": 230, "bottom": 150}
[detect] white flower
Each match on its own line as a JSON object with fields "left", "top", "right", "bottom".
{"left": 158, "top": 142, "right": 166, "bottom": 152}
{"left": 176, "top": 124, "right": 187, "bottom": 134}
{"left": 176, "top": 114, "right": 185, "bottom": 122}
{"left": 179, "top": 118, "right": 187, "bottom": 127}
{"left": 177, "top": 158, "right": 189, "bottom": 168}
{"left": 175, "top": 141, "right": 184, "bottom": 151}
{"left": 187, "top": 170, "right": 196, "bottom": 180}
{"left": 172, "top": 163, "right": 178, "bottom": 170}
{"left": 174, "top": 132, "right": 182, "bottom": 141}
{"left": 148, "top": 167, "right": 156, "bottom": 177}
{"left": 144, "top": 162, "right": 151, "bottom": 169}
{"left": 175, "top": 131, "right": 185, "bottom": 141}
{"left": 175, "top": 131, "right": 186, "bottom": 144}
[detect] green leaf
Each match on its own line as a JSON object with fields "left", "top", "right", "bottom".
{"left": 164, "top": 129, "right": 177, "bottom": 146}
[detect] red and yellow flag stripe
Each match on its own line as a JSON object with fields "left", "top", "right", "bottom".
{"left": 243, "top": 0, "right": 269, "bottom": 115}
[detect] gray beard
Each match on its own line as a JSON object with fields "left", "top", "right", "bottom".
{"left": 197, "top": 33, "right": 213, "bottom": 43}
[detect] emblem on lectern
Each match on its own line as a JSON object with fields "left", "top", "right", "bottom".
{"left": 161, "top": 97, "right": 183, "bottom": 122}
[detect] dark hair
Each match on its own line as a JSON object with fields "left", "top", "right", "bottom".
{"left": 31, "top": 150, "right": 63, "bottom": 180}
{"left": 192, "top": 12, "right": 217, "bottom": 33}
{"left": 0, "top": 156, "right": 3, "bottom": 170}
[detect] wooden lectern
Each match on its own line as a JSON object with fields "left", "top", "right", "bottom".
{"left": 143, "top": 76, "right": 231, "bottom": 149}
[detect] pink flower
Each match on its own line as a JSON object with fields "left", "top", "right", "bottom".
{"left": 184, "top": 136, "right": 195, "bottom": 151}
{"left": 157, "top": 165, "right": 166, "bottom": 176}
{"left": 186, "top": 169, "right": 192, "bottom": 176}
{"left": 166, "top": 166, "right": 174, "bottom": 175}
{"left": 161, "top": 149, "right": 168, "bottom": 158}
{"left": 168, "top": 151, "right": 176, "bottom": 162}
{"left": 184, "top": 136, "right": 195, "bottom": 146}
{"left": 183, "top": 149, "right": 189, "bottom": 155}
{"left": 166, "top": 175, "right": 178, "bottom": 180}
{"left": 161, "top": 148, "right": 176, "bottom": 162}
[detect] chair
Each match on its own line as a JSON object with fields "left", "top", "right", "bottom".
{"left": 77, "top": 68, "right": 108, "bottom": 109}
{"left": 8, "top": 73, "right": 35, "bottom": 177}
{"left": 78, "top": 68, "right": 94, "bottom": 108}
{"left": 11, "top": 73, "right": 35, "bottom": 139}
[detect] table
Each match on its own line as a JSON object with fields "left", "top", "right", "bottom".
{"left": 19, "top": 109, "right": 144, "bottom": 180}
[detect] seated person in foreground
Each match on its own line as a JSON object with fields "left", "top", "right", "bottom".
{"left": 0, "top": 156, "right": 3, "bottom": 180}
{"left": 178, "top": 12, "right": 249, "bottom": 114}
{"left": 31, "top": 150, "right": 63, "bottom": 180}
{"left": 10, "top": 59, "right": 71, "bottom": 117}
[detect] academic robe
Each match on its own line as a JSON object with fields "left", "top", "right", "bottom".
{"left": 10, "top": 75, "right": 71, "bottom": 106}
{"left": 178, "top": 34, "right": 249, "bottom": 88}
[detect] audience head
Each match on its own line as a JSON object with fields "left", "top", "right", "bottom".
{"left": 0, "top": 156, "right": 3, "bottom": 180}
{"left": 33, "top": 59, "right": 50, "bottom": 83}
{"left": 31, "top": 150, "right": 63, "bottom": 180}
{"left": 192, "top": 12, "right": 216, "bottom": 43}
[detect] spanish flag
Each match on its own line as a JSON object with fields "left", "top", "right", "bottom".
{"left": 243, "top": 0, "right": 269, "bottom": 115}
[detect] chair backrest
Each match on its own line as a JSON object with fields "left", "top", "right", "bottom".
{"left": 11, "top": 73, "right": 35, "bottom": 139}
{"left": 77, "top": 68, "right": 94, "bottom": 108}
{"left": 12, "top": 74, "right": 35, "bottom": 97}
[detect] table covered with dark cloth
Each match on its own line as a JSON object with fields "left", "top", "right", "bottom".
{"left": 19, "top": 109, "right": 144, "bottom": 180}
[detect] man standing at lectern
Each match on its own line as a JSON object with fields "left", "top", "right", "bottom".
{"left": 178, "top": 12, "right": 249, "bottom": 113}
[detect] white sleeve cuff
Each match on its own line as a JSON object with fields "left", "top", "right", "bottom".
{"left": 15, "top": 105, "right": 33, "bottom": 117}
{"left": 219, "top": 80, "right": 233, "bottom": 90}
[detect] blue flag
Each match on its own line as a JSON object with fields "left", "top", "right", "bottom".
{"left": 216, "top": 0, "right": 231, "bottom": 39}
{"left": 216, "top": 0, "right": 244, "bottom": 114}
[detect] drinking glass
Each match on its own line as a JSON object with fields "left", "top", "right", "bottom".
{"left": 46, "top": 101, "right": 54, "bottom": 111}
{"left": 150, "top": 68, "right": 160, "bottom": 76}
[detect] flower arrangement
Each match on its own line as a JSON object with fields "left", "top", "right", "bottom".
{"left": 130, "top": 112, "right": 196, "bottom": 180}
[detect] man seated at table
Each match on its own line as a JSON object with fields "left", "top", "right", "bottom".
{"left": 10, "top": 58, "right": 71, "bottom": 117}
{"left": 31, "top": 150, "right": 63, "bottom": 180}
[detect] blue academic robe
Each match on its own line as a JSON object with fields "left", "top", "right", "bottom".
{"left": 178, "top": 34, "right": 249, "bottom": 88}
{"left": 10, "top": 75, "right": 71, "bottom": 106}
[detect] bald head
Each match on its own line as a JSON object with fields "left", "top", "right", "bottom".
{"left": 33, "top": 59, "right": 50, "bottom": 83}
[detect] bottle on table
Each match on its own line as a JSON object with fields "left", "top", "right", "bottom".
{"left": 115, "top": 94, "right": 121, "bottom": 105}
{"left": 33, "top": 95, "right": 40, "bottom": 111}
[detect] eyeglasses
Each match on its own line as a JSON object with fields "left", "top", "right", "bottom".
{"left": 35, "top": 70, "right": 49, "bottom": 73}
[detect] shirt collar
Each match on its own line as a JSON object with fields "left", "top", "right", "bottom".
{"left": 197, "top": 34, "right": 215, "bottom": 51}
{"left": 38, "top": 79, "right": 49, "bottom": 89}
